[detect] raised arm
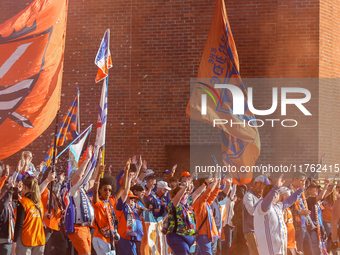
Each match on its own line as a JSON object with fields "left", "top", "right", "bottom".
{"left": 88, "top": 149, "right": 103, "bottom": 190}
{"left": 39, "top": 171, "right": 56, "bottom": 193}
{"left": 207, "top": 179, "right": 221, "bottom": 205}
{"left": 191, "top": 184, "right": 206, "bottom": 203}
{"left": 164, "top": 164, "right": 177, "bottom": 182}
{"left": 316, "top": 178, "right": 330, "bottom": 201}
{"left": 115, "top": 158, "right": 131, "bottom": 200}
{"left": 172, "top": 185, "right": 187, "bottom": 207}
{"left": 93, "top": 164, "right": 105, "bottom": 204}
{"left": 137, "top": 159, "right": 147, "bottom": 183}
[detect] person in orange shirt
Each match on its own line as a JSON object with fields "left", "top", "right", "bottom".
{"left": 324, "top": 184, "right": 339, "bottom": 255}
{"left": 192, "top": 177, "right": 220, "bottom": 255}
{"left": 92, "top": 159, "right": 131, "bottom": 255}
{"left": 11, "top": 176, "right": 50, "bottom": 255}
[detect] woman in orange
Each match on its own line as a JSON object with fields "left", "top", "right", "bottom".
{"left": 11, "top": 176, "right": 46, "bottom": 255}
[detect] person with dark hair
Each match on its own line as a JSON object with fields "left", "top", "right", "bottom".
{"left": 92, "top": 159, "right": 131, "bottom": 255}
{"left": 254, "top": 176, "right": 303, "bottom": 255}
{"left": 306, "top": 179, "right": 332, "bottom": 255}
{"left": 0, "top": 181, "right": 16, "bottom": 255}
{"left": 144, "top": 175, "right": 166, "bottom": 218}
{"left": 230, "top": 185, "right": 248, "bottom": 255}
{"left": 131, "top": 183, "right": 146, "bottom": 208}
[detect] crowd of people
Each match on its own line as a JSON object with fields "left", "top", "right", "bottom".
{"left": 0, "top": 147, "right": 340, "bottom": 255}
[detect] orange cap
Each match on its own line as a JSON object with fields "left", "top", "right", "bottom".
{"left": 128, "top": 190, "right": 138, "bottom": 198}
{"left": 180, "top": 171, "right": 191, "bottom": 177}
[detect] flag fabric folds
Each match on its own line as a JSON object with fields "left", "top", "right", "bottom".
{"left": 42, "top": 95, "right": 79, "bottom": 172}
{"left": 94, "top": 29, "right": 112, "bottom": 83}
{"left": 186, "top": 0, "right": 260, "bottom": 185}
{"left": 0, "top": 0, "right": 68, "bottom": 160}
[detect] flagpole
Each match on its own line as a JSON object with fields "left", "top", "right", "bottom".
{"left": 48, "top": 110, "right": 59, "bottom": 216}
{"left": 77, "top": 88, "right": 80, "bottom": 134}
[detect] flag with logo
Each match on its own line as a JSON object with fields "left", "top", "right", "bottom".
{"left": 186, "top": 0, "right": 260, "bottom": 185}
{"left": 81, "top": 31, "right": 109, "bottom": 184}
{"left": 95, "top": 29, "right": 112, "bottom": 83}
{"left": 0, "top": 0, "right": 68, "bottom": 160}
{"left": 42, "top": 95, "right": 79, "bottom": 172}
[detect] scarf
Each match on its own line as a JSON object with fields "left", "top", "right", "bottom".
{"left": 315, "top": 202, "right": 328, "bottom": 255}
{"left": 8, "top": 202, "right": 15, "bottom": 241}
{"left": 291, "top": 186, "right": 308, "bottom": 226}
{"left": 102, "top": 200, "right": 118, "bottom": 241}
{"left": 273, "top": 203, "right": 287, "bottom": 255}
{"left": 206, "top": 202, "right": 220, "bottom": 242}
{"left": 79, "top": 188, "right": 93, "bottom": 223}
{"left": 126, "top": 204, "right": 137, "bottom": 237}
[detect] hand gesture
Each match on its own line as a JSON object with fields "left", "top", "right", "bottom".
{"left": 99, "top": 165, "right": 106, "bottom": 175}
{"left": 86, "top": 145, "right": 93, "bottom": 159}
{"left": 124, "top": 158, "right": 131, "bottom": 173}
{"left": 138, "top": 155, "right": 142, "bottom": 167}
{"left": 276, "top": 175, "right": 285, "bottom": 188}
{"left": 17, "top": 160, "right": 22, "bottom": 172}
{"left": 324, "top": 177, "right": 330, "bottom": 185}
{"left": 208, "top": 178, "right": 217, "bottom": 189}
{"left": 39, "top": 161, "right": 45, "bottom": 173}
{"left": 299, "top": 209, "right": 311, "bottom": 216}
{"left": 131, "top": 155, "right": 137, "bottom": 165}
{"left": 142, "top": 160, "right": 147, "bottom": 171}
{"left": 17, "top": 181, "right": 23, "bottom": 191}
{"left": 98, "top": 149, "right": 103, "bottom": 163}
{"left": 47, "top": 171, "right": 56, "bottom": 182}
{"left": 171, "top": 164, "right": 177, "bottom": 175}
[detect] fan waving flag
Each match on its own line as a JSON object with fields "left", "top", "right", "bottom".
{"left": 95, "top": 29, "right": 112, "bottom": 83}
{"left": 0, "top": 0, "right": 68, "bottom": 160}
{"left": 186, "top": 0, "right": 260, "bottom": 185}
{"left": 42, "top": 95, "right": 79, "bottom": 172}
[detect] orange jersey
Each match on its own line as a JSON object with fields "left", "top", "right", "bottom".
{"left": 92, "top": 196, "right": 117, "bottom": 243}
{"left": 283, "top": 207, "right": 296, "bottom": 249}
{"left": 41, "top": 189, "right": 62, "bottom": 231}
{"left": 19, "top": 197, "right": 45, "bottom": 246}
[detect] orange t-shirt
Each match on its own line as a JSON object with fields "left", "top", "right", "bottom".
{"left": 20, "top": 197, "right": 45, "bottom": 246}
{"left": 92, "top": 196, "right": 117, "bottom": 243}
{"left": 192, "top": 186, "right": 220, "bottom": 239}
{"left": 322, "top": 200, "right": 333, "bottom": 223}
{"left": 284, "top": 207, "right": 296, "bottom": 249}
{"left": 41, "top": 189, "right": 62, "bottom": 231}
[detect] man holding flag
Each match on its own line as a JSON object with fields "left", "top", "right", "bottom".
{"left": 60, "top": 29, "right": 111, "bottom": 255}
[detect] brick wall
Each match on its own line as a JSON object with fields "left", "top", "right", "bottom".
{"left": 1, "top": 0, "right": 338, "bottom": 180}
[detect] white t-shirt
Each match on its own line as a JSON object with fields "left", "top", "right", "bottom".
{"left": 254, "top": 201, "right": 287, "bottom": 255}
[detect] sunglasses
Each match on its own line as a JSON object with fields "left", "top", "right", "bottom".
{"left": 103, "top": 188, "right": 112, "bottom": 192}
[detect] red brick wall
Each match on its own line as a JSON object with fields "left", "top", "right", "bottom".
{"left": 1, "top": 0, "right": 337, "bottom": 179}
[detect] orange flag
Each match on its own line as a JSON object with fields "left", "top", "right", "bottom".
{"left": 0, "top": 0, "right": 68, "bottom": 160}
{"left": 186, "top": 0, "right": 260, "bottom": 185}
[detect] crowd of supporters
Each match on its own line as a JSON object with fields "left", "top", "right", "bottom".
{"left": 0, "top": 148, "right": 340, "bottom": 255}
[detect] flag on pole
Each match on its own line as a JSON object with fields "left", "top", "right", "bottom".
{"left": 81, "top": 30, "right": 110, "bottom": 184}
{"left": 94, "top": 29, "right": 112, "bottom": 83}
{"left": 68, "top": 124, "right": 92, "bottom": 175}
{"left": 0, "top": 0, "right": 68, "bottom": 160}
{"left": 186, "top": 0, "right": 260, "bottom": 185}
{"left": 42, "top": 95, "right": 79, "bottom": 172}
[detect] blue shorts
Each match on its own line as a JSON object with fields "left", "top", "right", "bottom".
{"left": 117, "top": 237, "right": 137, "bottom": 255}
{"left": 166, "top": 233, "right": 195, "bottom": 255}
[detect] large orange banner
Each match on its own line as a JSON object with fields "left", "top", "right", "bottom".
{"left": 0, "top": 0, "right": 68, "bottom": 160}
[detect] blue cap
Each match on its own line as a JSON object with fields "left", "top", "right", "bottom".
{"left": 163, "top": 169, "right": 171, "bottom": 175}
{"left": 254, "top": 175, "right": 271, "bottom": 185}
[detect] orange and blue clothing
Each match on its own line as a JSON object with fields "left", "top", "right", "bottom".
{"left": 92, "top": 196, "right": 118, "bottom": 244}
{"left": 144, "top": 192, "right": 166, "bottom": 218}
{"left": 115, "top": 197, "right": 143, "bottom": 255}
{"left": 41, "top": 188, "right": 62, "bottom": 231}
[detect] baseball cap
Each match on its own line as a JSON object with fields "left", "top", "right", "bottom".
{"left": 128, "top": 191, "right": 138, "bottom": 199}
{"left": 254, "top": 175, "right": 271, "bottom": 185}
{"left": 157, "top": 181, "right": 171, "bottom": 190}
{"left": 307, "top": 182, "right": 321, "bottom": 189}
{"left": 163, "top": 169, "right": 171, "bottom": 175}
{"left": 144, "top": 169, "right": 154, "bottom": 178}
{"left": 180, "top": 171, "right": 191, "bottom": 177}
{"left": 278, "top": 187, "right": 291, "bottom": 196}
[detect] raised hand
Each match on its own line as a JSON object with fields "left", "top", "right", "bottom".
{"left": 5, "top": 165, "right": 9, "bottom": 176}
{"left": 131, "top": 155, "right": 137, "bottom": 165}
{"left": 124, "top": 158, "right": 131, "bottom": 173}
{"left": 276, "top": 175, "right": 285, "bottom": 188}
{"left": 86, "top": 145, "right": 93, "bottom": 159}
{"left": 47, "top": 171, "right": 56, "bottom": 182}
{"left": 142, "top": 160, "right": 147, "bottom": 171}
{"left": 39, "top": 161, "right": 45, "bottom": 172}
{"left": 171, "top": 164, "right": 177, "bottom": 175}
{"left": 138, "top": 155, "right": 142, "bottom": 167}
